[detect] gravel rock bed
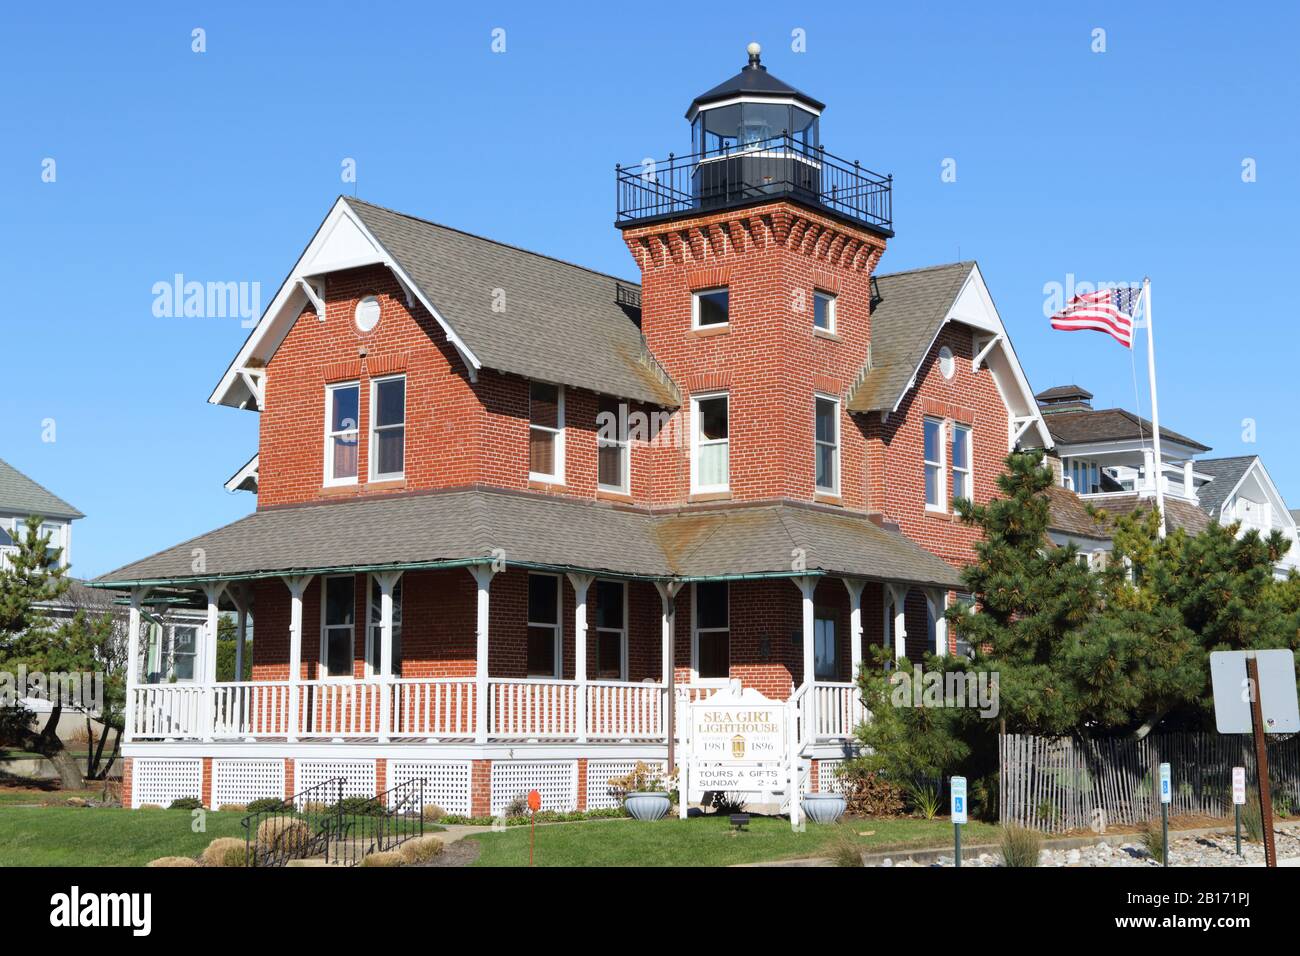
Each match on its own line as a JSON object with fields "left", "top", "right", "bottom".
{"left": 876, "top": 828, "right": 1300, "bottom": 867}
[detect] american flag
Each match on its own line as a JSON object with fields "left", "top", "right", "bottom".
{"left": 1049, "top": 286, "right": 1142, "bottom": 348}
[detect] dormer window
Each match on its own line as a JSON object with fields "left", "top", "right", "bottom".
{"left": 692, "top": 288, "right": 729, "bottom": 328}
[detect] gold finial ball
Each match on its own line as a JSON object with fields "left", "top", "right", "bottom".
{"left": 747, "top": 42, "right": 761, "bottom": 57}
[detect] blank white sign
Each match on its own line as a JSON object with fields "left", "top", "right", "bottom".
{"left": 1209, "top": 649, "right": 1300, "bottom": 734}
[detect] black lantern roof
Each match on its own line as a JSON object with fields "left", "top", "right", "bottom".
{"left": 686, "top": 43, "right": 825, "bottom": 117}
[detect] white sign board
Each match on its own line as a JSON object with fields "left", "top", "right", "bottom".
{"left": 1209, "top": 649, "right": 1300, "bottom": 734}
{"left": 1232, "top": 767, "right": 1246, "bottom": 806}
{"left": 687, "top": 683, "right": 787, "bottom": 800}
{"left": 1159, "top": 763, "right": 1171, "bottom": 804}
{"left": 950, "top": 776, "right": 968, "bottom": 824}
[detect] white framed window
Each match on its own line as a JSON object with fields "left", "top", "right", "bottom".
{"left": 364, "top": 576, "right": 402, "bottom": 677}
{"left": 951, "top": 423, "right": 972, "bottom": 503}
{"left": 169, "top": 625, "right": 199, "bottom": 682}
{"left": 953, "top": 591, "right": 975, "bottom": 659}
{"left": 924, "top": 417, "right": 945, "bottom": 511}
{"left": 692, "top": 287, "right": 729, "bottom": 328}
{"left": 814, "top": 611, "right": 837, "bottom": 681}
{"left": 527, "top": 573, "right": 562, "bottom": 678}
{"left": 815, "top": 395, "right": 840, "bottom": 494}
{"left": 813, "top": 290, "right": 836, "bottom": 333}
{"left": 692, "top": 581, "right": 729, "bottom": 682}
{"left": 320, "top": 575, "right": 356, "bottom": 679}
{"left": 529, "top": 382, "right": 565, "bottom": 483}
{"left": 691, "top": 392, "right": 730, "bottom": 493}
{"left": 370, "top": 374, "right": 406, "bottom": 481}
{"left": 325, "top": 382, "right": 360, "bottom": 486}
{"left": 596, "top": 396, "right": 630, "bottom": 494}
{"left": 594, "top": 579, "right": 627, "bottom": 680}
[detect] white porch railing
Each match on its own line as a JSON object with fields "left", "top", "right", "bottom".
{"left": 586, "top": 681, "right": 665, "bottom": 740}
{"left": 129, "top": 684, "right": 205, "bottom": 739}
{"left": 211, "top": 681, "right": 291, "bottom": 738}
{"left": 390, "top": 677, "right": 476, "bottom": 739}
{"left": 126, "top": 678, "right": 859, "bottom": 744}
{"left": 811, "top": 681, "right": 867, "bottom": 740}
{"left": 488, "top": 678, "right": 579, "bottom": 739}
{"left": 301, "top": 680, "right": 383, "bottom": 738}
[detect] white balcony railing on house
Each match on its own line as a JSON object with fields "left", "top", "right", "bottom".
{"left": 127, "top": 678, "right": 863, "bottom": 746}
{"left": 810, "top": 681, "right": 868, "bottom": 740}
{"left": 390, "top": 677, "right": 476, "bottom": 739}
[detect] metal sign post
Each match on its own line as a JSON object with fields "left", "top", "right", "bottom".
{"left": 950, "top": 776, "right": 967, "bottom": 868}
{"left": 527, "top": 789, "right": 541, "bottom": 866}
{"left": 1158, "top": 762, "right": 1170, "bottom": 867}
{"left": 1246, "top": 655, "right": 1278, "bottom": 867}
{"left": 1232, "top": 767, "right": 1246, "bottom": 857}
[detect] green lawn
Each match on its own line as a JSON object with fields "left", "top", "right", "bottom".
{"left": 468, "top": 814, "right": 997, "bottom": 867}
{"left": 0, "top": 807, "right": 249, "bottom": 866}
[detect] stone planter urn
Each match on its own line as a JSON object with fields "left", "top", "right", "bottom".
{"left": 625, "top": 792, "right": 671, "bottom": 821}
{"left": 801, "top": 792, "right": 847, "bottom": 824}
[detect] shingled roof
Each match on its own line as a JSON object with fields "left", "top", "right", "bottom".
{"left": 344, "top": 198, "right": 678, "bottom": 407}
{"left": 845, "top": 262, "right": 974, "bottom": 414}
{"left": 1193, "top": 455, "right": 1257, "bottom": 517}
{"left": 1047, "top": 485, "right": 1211, "bottom": 540}
{"left": 1040, "top": 407, "right": 1210, "bottom": 452}
{"left": 91, "top": 489, "right": 961, "bottom": 590}
{"left": 0, "top": 458, "right": 83, "bottom": 520}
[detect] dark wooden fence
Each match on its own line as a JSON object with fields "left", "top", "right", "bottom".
{"left": 999, "top": 732, "right": 1300, "bottom": 832}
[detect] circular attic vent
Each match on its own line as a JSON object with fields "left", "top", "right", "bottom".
{"left": 354, "top": 295, "right": 381, "bottom": 332}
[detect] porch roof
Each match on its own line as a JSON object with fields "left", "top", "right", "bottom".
{"left": 91, "top": 488, "right": 963, "bottom": 590}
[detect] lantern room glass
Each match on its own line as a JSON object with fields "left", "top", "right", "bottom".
{"left": 693, "top": 102, "right": 819, "bottom": 157}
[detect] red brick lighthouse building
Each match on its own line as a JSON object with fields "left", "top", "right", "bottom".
{"left": 97, "top": 44, "right": 1050, "bottom": 818}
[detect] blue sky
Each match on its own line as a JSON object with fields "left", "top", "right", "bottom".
{"left": 2, "top": 1, "right": 1297, "bottom": 578}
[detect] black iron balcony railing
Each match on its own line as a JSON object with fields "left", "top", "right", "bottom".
{"left": 616, "top": 134, "right": 892, "bottom": 234}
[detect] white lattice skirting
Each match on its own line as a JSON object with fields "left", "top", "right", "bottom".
{"left": 585, "top": 760, "right": 666, "bottom": 810}
{"left": 293, "top": 760, "right": 377, "bottom": 805}
{"left": 132, "top": 758, "right": 203, "bottom": 809}
{"left": 817, "top": 758, "right": 846, "bottom": 793}
{"left": 490, "top": 760, "right": 578, "bottom": 815}
{"left": 212, "top": 759, "right": 286, "bottom": 809}
{"left": 387, "top": 761, "right": 472, "bottom": 816}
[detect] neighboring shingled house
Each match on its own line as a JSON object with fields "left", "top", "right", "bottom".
{"left": 0, "top": 456, "right": 83, "bottom": 569}
{"left": 1196, "top": 455, "right": 1299, "bottom": 577}
{"left": 1033, "top": 386, "right": 1215, "bottom": 556}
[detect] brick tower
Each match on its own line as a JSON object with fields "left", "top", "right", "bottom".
{"left": 616, "top": 43, "right": 894, "bottom": 509}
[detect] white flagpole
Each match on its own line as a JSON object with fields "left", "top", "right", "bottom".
{"left": 1143, "top": 277, "right": 1167, "bottom": 539}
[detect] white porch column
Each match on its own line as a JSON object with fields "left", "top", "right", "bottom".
{"left": 1183, "top": 460, "right": 1195, "bottom": 499}
{"left": 889, "top": 584, "right": 908, "bottom": 661}
{"left": 282, "top": 575, "right": 313, "bottom": 743}
{"left": 842, "top": 578, "right": 866, "bottom": 680}
{"left": 467, "top": 564, "right": 496, "bottom": 744}
{"left": 792, "top": 576, "right": 819, "bottom": 744}
{"left": 124, "top": 587, "right": 150, "bottom": 743}
{"left": 231, "top": 584, "right": 252, "bottom": 683}
{"left": 926, "top": 588, "right": 950, "bottom": 657}
{"left": 566, "top": 573, "right": 595, "bottom": 743}
{"left": 201, "top": 582, "right": 227, "bottom": 742}
{"left": 373, "top": 570, "right": 403, "bottom": 743}
{"left": 654, "top": 581, "right": 682, "bottom": 770}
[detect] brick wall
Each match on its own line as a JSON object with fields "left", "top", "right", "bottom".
{"left": 624, "top": 201, "right": 884, "bottom": 507}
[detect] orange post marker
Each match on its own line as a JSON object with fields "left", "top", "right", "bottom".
{"left": 528, "top": 790, "right": 541, "bottom": 866}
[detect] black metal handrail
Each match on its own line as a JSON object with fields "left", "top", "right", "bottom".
{"left": 242, "top": 776, "right": 345, "bottom": 867}
{"left": 330, "top": 777, "right": 427, "bottom": 868}
{"left": 240, "top": 776, "right": 427, "bottom": 867}
{"left": 616, "top": 134, "right": 892, "bottom": 233}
